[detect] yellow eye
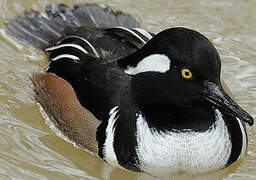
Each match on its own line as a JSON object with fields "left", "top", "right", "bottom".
{"left": 181, "top": 68, "right": 193, "bottom": 79}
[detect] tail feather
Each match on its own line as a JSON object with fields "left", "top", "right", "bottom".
{"left": 6, "top": 3, "right": 140, "bottom": 50}
{"left": 6, "top": 10, "right": 64, "bottom": 49}
{"left": 72, "top": 3, "right": 139, "bottom": 28}
{"left": 45, "top": 4, "right": 81, "bottom": 27}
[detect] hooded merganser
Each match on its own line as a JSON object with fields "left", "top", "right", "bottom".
{"left": 6, "top": 3, "right": 254, "bottom": 176}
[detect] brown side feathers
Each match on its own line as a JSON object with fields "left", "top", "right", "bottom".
{"left": 30, "top": 72, "right": 100, "bottom": 153}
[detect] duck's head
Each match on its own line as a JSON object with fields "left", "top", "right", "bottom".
{"left": 127, "top": 27, "right": 253, "bottom": 126}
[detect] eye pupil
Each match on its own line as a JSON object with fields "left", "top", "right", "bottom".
{"left": 181, "top": 68, "right": 193, "bottom": 79}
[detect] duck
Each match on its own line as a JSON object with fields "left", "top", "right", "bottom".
{"left": 6, "top": 3, "right": 254, "bottom": 176}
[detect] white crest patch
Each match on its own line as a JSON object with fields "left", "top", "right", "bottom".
{"left": 135, "top": 109, "right": 232, "bottom": 175}
{"left": 125, "top": 54, "right": 170, "bottom": 75}
{"left": 102, "top": 106, "right": 119, "bottom": 166}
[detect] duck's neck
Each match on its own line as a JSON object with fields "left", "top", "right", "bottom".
{"left": 117, "top": 47, "right": 148, "bottom": 68}
{"left": 140, "top": 104, "right": 217, "bottom": 132}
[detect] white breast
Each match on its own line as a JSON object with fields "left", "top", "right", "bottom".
{"left": 135, "top": 109, "right": 233, "bottom": 175}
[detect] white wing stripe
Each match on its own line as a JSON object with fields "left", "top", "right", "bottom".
{"left": 51, "top": 54, "right": 80, "bottom": 62}
{"left": 132, "top": 28, "right": 153, "bottom": 40}
{"left": 60, "top": 36, "right": 100, "bottom": 58}
{"left": 112, "top": 26, "right": 146, "bottom": 45}
{"left": 46, "top": 43, "right": 88, "bottom": 54}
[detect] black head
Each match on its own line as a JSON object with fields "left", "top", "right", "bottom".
{"left": 129, "top": 27, "right": 253, "bottom": 126}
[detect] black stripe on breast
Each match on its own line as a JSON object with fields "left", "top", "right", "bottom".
{"left": 224, "top": 114, "right": 244, "bottom": 166}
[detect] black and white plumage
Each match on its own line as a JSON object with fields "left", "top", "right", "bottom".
{"left": 6, "top": 3, "right": 254, "bottom": 176}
